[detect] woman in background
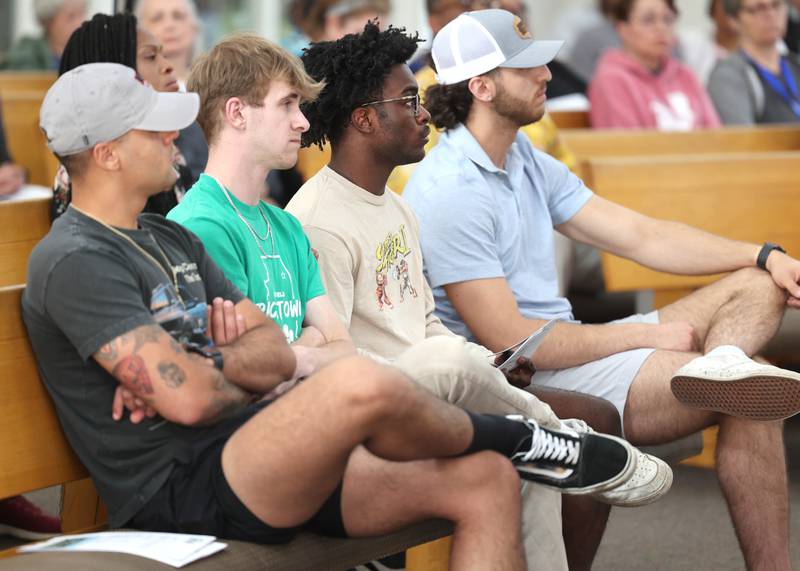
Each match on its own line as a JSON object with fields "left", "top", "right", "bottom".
{"left": 4, "top": 0, "right": 86, "bottom": 70}
{"left": 709, "top": 0, "right": 800, "bottom": 125}
{"left": 589, "top": 0, "right": 721, "bottom": 130}
{"left": 52, "top": 12, "right": 194, "bottom": 219}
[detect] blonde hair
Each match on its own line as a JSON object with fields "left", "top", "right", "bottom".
{"left": 187, "top": 33, "right": 324, "bottom": 145}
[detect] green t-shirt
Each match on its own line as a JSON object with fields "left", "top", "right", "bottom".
{"left": 168, "top": 174, "right": 325, "bottom": 343}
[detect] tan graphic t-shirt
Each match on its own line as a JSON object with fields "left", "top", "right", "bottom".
{"left": 286, "top": 166, "right": 453, "bottom": 360}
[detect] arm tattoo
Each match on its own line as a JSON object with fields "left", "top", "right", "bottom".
{"left": 158, "top": 361, "right": 186, "bottom": 389}
{"left": 132, "top": 325, "right": 164, "bottom": 352}
{"left": 112, "top": 355, "right": 154, "bottom": 395}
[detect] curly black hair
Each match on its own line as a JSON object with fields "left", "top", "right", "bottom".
{"left": 300, "top": 21, "right": 423, "bottom": 149}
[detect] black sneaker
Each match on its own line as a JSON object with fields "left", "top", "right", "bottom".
{"left": 506, "top": 415, "right": 636, "bottom": 495}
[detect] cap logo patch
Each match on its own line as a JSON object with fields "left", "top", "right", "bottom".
{"left": 513, "top": 16, "right": 531, "bottom": 39}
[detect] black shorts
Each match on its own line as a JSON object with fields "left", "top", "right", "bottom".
{"left": 128, "top": 402, "right": 347, "bottom": 543}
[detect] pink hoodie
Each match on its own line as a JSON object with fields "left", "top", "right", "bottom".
{"left": 589, "top": 49, "right": 721, "bottom": 130}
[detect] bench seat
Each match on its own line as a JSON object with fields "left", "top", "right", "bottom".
{"left": 0, "top": 520, "right": 453, "bottom": 570}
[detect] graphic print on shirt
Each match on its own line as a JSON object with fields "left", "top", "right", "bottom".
{"left": 149, "top": 282, "right": 210, "bottom": 349}
{"left": 651, "top": 92, "right": 696, "bottom": 131}
{"left": 374, "top": 224, "right": 419, "bottom": 311}
{"left": 255, "top": 251, "right": 303, "bottom": 343}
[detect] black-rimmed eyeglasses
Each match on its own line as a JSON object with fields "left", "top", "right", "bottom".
{"left": 360, "top": 93, "right": 421, "bottom": 117}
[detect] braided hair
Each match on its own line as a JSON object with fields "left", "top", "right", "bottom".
{"left": 59, "top": 12, "right": 138, "bottom": 75}
{"left": 300, "top": 21, "right": 422, "bottom": 149}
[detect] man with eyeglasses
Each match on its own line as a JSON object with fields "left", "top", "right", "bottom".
{"left": 709, "top": 0, "right": 800, "bottom": 124}
{"left": 288, "top": 21, "right": 673, "bottom": 571}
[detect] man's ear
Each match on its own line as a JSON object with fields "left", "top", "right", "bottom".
{"left": 223, "top": 97, "right": 248, "bottom": 131}
{"left": 468, "top": 74, "right": 497, "bottom": 103}
{"left": 350, "top": 106, "right": 377, "bottom": 134}
{"left": 92, "top": 140, "right": 121, "bottom": 172}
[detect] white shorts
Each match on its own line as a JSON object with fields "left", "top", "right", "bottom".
{"left": 528, "top": 311, "right": 659, "bottom": 427}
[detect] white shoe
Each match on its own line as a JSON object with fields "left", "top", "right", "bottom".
{"left": 671, "top": 353, "right": 800, "bottom": 421}
{"left": 594, "top": 451, "right": 672, "bottom": 507}
{"left": 560, "top": 419, "right": 673, "bottom": 507}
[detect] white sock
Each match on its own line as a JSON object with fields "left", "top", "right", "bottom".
{"left": 705, "top": 345, "right": 747, "bottom": 359}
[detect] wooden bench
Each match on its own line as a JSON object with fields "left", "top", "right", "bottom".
{"left": 562, "top": 125, "right": 800, "bottom": 160}
{"left": 583, "top": 151, "right": 800, "bottom": 467}
{"left": 561, "top": 125, "right": 800, "bottom": 181}
{"left": 0, "top": 284, "right": 453, "bottom": 569}
{"left": 0, "top": 198, "right": 50, "bottom": 287}
{"left": 0, "top": 72, "right": 56, "bottom": 95}
{"left": 2, "top": 91, "right": 59, "bottom": 187}
{"left": 549, "top": 110, "right": 590, "bottom": 130}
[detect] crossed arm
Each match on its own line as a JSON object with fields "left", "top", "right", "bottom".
{"left": 445, "top": 195, "right": 800, "bottom": 370}
{"left": 292, "top": 294, "right": 356, "bottom": 377}
{"left": 96, "top": 297, "right": 296, "bottom": 426}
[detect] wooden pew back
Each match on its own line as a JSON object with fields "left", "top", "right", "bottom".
{"left": 583, "top": 152, "right": 800, "bottom": 301}
{"left": 0, "top": 285, "right": 105, "bottom": 535}
{"left": 562, "top": 125, "right": 800, "bottom": 161}
{"left": 2, "top": 91, "right": 59, "bottom": 187}
{"left": 0, "top": 198, "right": 50, "bottom": 287}
{"left": 0, "top": 285, "right": 89, "bottom": 494}
{"left": 549, "top": 110, "right": 590, "bottom": 130}
{"left": 0, "top": 72, "right": 56, "bottom": 94}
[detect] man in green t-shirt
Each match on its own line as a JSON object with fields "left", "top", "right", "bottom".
{"left": 167, "top": 37, "right": 354, "bottom": 376}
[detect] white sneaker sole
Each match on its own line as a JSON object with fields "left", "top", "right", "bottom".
{"left": 671, "top": 371, "right": 800, "bottom": 421}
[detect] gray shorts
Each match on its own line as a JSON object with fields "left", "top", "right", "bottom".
{"left": 528, "top": 311, "right": 659, "bottom": 427}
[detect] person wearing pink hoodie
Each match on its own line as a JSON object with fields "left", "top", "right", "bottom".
{"left": 589, "top": 0, "right": 721, "bottom": 130}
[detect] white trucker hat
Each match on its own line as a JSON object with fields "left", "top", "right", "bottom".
{"left": 432, "top": 9, "right": 564, "bottom": 85}
{"left": 40, "top": 62, "right": 200, "bottom": 157}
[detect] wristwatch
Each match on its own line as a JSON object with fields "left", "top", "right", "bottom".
{"left": 186, "top": 344, "right": 224, "bottom": 371}
{"left": 756, "top": 242, "right": 786, "bottom": 271}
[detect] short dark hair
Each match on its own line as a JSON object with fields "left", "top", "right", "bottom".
{"left": 612, "top": 0, "right": 678, "bottom": 21}
{"left": 55, "top": 150, "right": 92, "bottom": 180}
{"left": 300, "top": 21, "right": 422, "bottom": 149}
{"left": 59, "top": 13, "right": 138, "bottom": 76}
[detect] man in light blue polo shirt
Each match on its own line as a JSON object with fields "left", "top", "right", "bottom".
{"left": 404, "top": 9, "right": 800, "bottom": 569}
{"left": 407, "top": 122, "right": 589, "bottom": 336}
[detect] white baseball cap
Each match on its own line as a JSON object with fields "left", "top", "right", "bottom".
{"left": 40, "top": 62, "right": 200, "bottom": 157}
{"left": 432, "top": 9, "right": 564, "bottom": 85}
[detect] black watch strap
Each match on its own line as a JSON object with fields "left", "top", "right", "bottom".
{"left": 757, "top": 242, "right": 786, "bottom": 270}
{"left": 205, "top": 347, "right": 224, "bottom": 371}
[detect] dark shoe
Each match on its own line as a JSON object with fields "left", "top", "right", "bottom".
{"left": 507, "top": 415, "right": 636, "bottom": 495}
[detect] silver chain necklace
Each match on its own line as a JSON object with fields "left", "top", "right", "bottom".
{"left": 207, "top": 174, "right": 276, "bottom": 258}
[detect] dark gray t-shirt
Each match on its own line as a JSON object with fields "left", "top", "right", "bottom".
{"left": 22, "top": 207, "right": 243, "bottom": 527}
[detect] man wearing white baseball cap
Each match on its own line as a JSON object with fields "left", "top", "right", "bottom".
{"left": 405, "top": 9, "right": 800, "bottom": 569}
{"left": 22, "top": 61, "right": 643, "bottom": 567}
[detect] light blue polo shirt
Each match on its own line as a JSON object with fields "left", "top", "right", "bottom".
{"left": 403, "top": 124, "right": 593, "bottom": 340}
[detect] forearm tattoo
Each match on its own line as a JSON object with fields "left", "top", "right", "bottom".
{"left": 112, "top": 354, "right": 154, "bottom": 395}
{"left": 158, "top": 361, "right": 186, "bottom": 389}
